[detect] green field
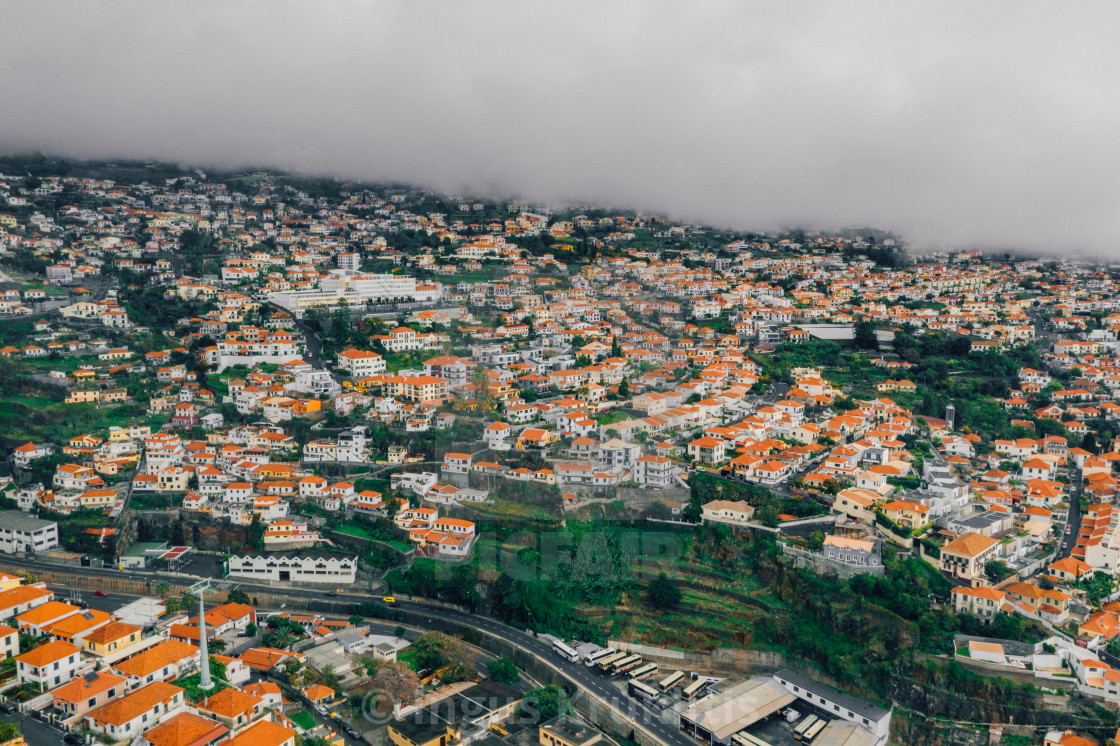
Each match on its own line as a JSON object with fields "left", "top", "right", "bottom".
{"left": 290, "top": 711, "right": 317, "bottom": 731}
{"left": 396, "top": 646, "right": 419, "bottom": 671}
{"left": 333, "top": 523, "right": 413, "bottom": 553}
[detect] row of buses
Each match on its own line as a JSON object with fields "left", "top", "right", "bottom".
{"left": 793, "top": 714, "right": 827, "bottom": 742}
{"left": 554, "top": 640, "right": 713, "bottom": 706}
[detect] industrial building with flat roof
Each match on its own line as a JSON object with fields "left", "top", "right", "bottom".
{"left": 678, "top": 671, "right": 891, "bottom": 746}
{"left": 679, "top": 677, "right": 795, "bottom": 744}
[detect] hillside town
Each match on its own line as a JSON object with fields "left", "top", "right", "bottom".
{"left": 0, "top": 160, "right": 1119, "bottom": 745}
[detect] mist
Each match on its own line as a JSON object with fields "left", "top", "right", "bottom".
{"left": 2, "top": 1, "right": 1119, "bottom": 255}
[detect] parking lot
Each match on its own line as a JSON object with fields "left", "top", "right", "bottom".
{"left": 175, "top": 554, "right": 224, "bottom": 579}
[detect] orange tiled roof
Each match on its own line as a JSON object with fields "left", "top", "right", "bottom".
{"left": 17, "top": 601, "right": 80, "bottom": 626}
{"left": 197, "top": 687, "right": 262, "bottom": 719}
{"left": 140, "top": 712, "right": 228, "bottom": 746}
{"left": 226, "top": 719, "right": 295, "bottom": 746}
{"left": 84, "top": 620, "right": 141, "bottom": 645}
{"left": 49, "top": 671, "right": 126, "bottom": 703}
{"left": 16, "top": 640, "right": 80, "bottom": 667}
{"left": 112, "top": 640, "right": 199, "bottom": 678}
{"left": 87, "top": 680, "right": 182, "bottom": 727}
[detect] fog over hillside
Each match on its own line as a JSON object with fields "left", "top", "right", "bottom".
{"left": 2, "top": 1, "right": 1119, "bottom": 254}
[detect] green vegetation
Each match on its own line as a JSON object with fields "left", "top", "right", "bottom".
{"left": 647, "top": 572, "right": 682, "bottom": 610}
{"left": 177, "top": 657, "right": 229, "bottom": 702}
{"left": 521, "top": 685, "right": 572, "bottom": 721}
{"left": 488, "top": 656, "right": 521, "bottom": 684}
{"left": 290, "top": 710, "right": 317, "bottom": 731}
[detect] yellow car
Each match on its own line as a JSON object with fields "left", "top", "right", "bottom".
{"left": 382, "top": 596, "right": 396, "bottom": 604}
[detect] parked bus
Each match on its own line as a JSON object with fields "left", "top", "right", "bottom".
{"left": 552, "top": 640, "right": 580, "bottom": 663}
{"left": 627, "top": 679, "right": 659, "bottom": 704}
{"left": 681, "top": 679, "right": 708, "bottom": 701}
{"left": 658, "top": 671, "right": 686, "bottom": 692}
{"left": 612, "top": 654, "right": 643, "bottom": 675}
{"left": 629, "top": 662, "right": 659, "bottom": 681}
{"left": 794, "top": 715, "right": 820, "bottom": 741}
{"left": 731, "top": 733, "right": 773, "bottom": 746}
{"left": 584, "top": 648, "right": 616, "bottom": 667}
{"left": 802, "top": 719, "right": 826, "bottom": 743}
{"left": 597, "top": 653, "right": 627, "bottom": 672}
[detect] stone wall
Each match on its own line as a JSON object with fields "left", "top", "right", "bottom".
{"left": 616, "top": 487, "right": 690, "bottom": 509}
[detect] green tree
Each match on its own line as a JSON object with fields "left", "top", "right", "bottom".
{"left": 488, "top": 657, "right": 521, "bottom": 684}
{"left": 647, "top": 572, "right": 682, "bottom": 610}
{"left": 853, "top": 321, "right": 879, "bottom": 350}
{"left": 522, "top": 685, "right": 572, "bottom": 721}
{"left": 806, "top": 531, "right": 825, "bottom": 552}
{"left": 226, "top": 589, "right": 250, "bottom": 605}
{"left": 371, "top": 660, "right": 420, "bottom": 707}
{"left": 471, "top": 364, "right": 495, "bottom": 412}
{"left": 247, "top": 515, "right": 265, "bottom": 551}
{"left": 411, "top": 631, "right": 465, "bottom": 673}
{"left": 984, "top": 560, "right": 1013, "bottom": 583}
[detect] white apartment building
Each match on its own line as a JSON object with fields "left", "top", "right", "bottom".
{"left": 0, "top": 512, "right": 59, "bottom": 554}
{"left": 336, "top": 349, "right": 387, "bottom": 377}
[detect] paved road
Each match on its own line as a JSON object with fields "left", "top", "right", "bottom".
{"left": 0, "top": 711, "right": 68, "bottom": 746}
{"left": 52, "top": 587, "right": 137, "bottom": 614}
{"left": 293, "top": 317, "right": 328, "bottom": 372}
{"left": 380, "top": 599, "right": 689, "bottom": 746}
{"left": 1057, "top": 466, "right": 1083, "bottom": 561}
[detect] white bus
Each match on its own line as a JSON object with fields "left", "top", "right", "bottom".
{"left": 794, "top": 715, "right": 820, "bottom": 741}
{"left": 584, "top": 647, "right": 616, "bottom": 667}
{"left": 731, "top": 733, "right": 773, "bottom": 746}
{"left": 658, "top": 671, "right": 686, "bottom": 691}
{"left": 552, "top": 640, "right": 580, "bottom": 663}
{"left": 627, "top": 679, "right": 660, "bottom": 704}
{"left": 629, "top": 662, "right": 659, "bottom": 681}
{"left": 802, "top": 720, "right": 826, "bottom": 743}
{"left": 597, "top": 652, "right": 627, "bottom": 672}
{"left": 681, "top": 679, "right": 708, "bottom": 701}
{"left": 612, "top": 654, "right": 643, "bottom": 675}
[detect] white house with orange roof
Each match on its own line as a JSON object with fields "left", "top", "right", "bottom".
{"left": 17, "top": 640, "right": 84, "bottom": 688}
{"left": 1048, "top": 556, "right": 1093, "bottom": 584}
{"left": 263, "top": 519, "right": 320, "bottom": 547}
{"left": 939, "top": 532, "right": 1000, "bottom": 583}
{"left": 433, "top": 517, "right": 476, "bottom": 540}
{"left": 687, "top": 436, "right": 726, "bottom": 465}
{"left": 13, "top": 441, "right": 54, "bottom": 469}
{"left": 951, "top": 586, "right": 1008, "bottom": 620}
{"left": 484, "top": 422, "right": 512, "bottom": 449}
{"left": 442, "top": 452, "right": 473, "bottom": 474}
{"left": 396, "top": 506, "right": 438, "bottom": 531}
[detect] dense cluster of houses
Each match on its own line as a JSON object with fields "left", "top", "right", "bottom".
{"left": 0, "top": 569, "right": 388, "bottom": 745}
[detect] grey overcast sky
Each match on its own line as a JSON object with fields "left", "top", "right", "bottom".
{"left": 1, "top": 1, "right": 1118, "bottom": 254}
